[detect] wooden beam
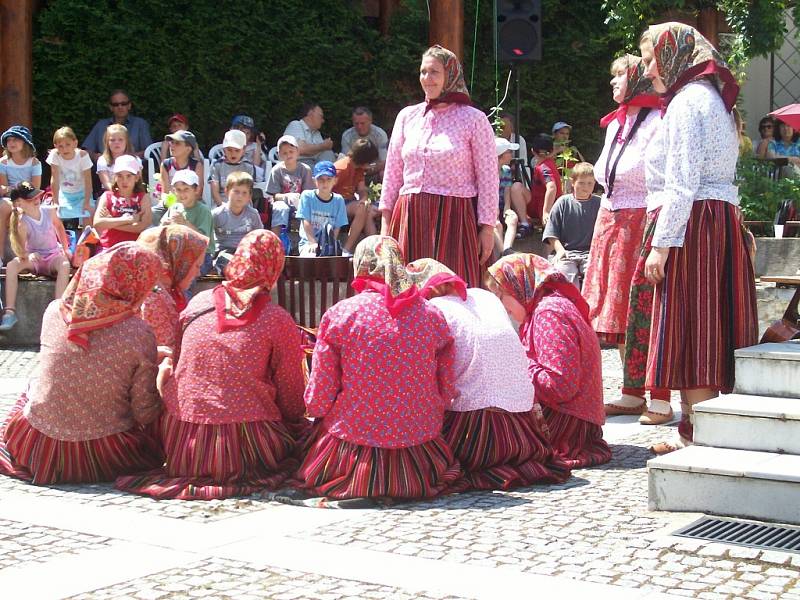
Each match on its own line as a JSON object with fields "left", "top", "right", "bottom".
{"left": 429, "top": 0, "right": 464, "bottom": 60}
{"left": 696, "top": 7, "right": 720, "bottom": 48}
{"left": 378, "top": 0, "right": 399, "bottom": 36}
{"left": 0, "top": 0, "right": 34, "bottom": 131}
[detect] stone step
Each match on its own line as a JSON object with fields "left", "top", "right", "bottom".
{"left": 648, "top": 446, "right": 800, "bottom": 524}
{"left": 734, "top": 342, "right": 800, "bottom": 398}
{"left": 694, "top": 394, "right": 800, "bottom": 454}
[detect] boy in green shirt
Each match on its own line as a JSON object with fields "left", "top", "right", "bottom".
{"left": 161, "top": 169, "right": 215, "bottom": 275}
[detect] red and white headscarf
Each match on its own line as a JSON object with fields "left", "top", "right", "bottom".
{"left": 422, "top": 45, "right": 472, "bottom": 113}
{"left": 406, "top": 258, "right": 467, "bottom": 301}
{"left": 351, "top": 235, "right": 421, "bottom": 317}
{"left": 600, "top": 54, "right": 662, "bottom": 128}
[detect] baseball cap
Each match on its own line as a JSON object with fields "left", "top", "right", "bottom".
{"left": 168, "top": 113, "right": 188, "bottom": 127}
{"left": 222, "top": 129, "right": 247, "bottom": 150}
{"left": 551, "top": 121, "right": 572, "bottom": 134}
{"left": 113, "top": 154, "right": 143, "bottom": 175}
{"left": 312, "top": 161, "right": 337, "bottom": 179}
{"left": 9, "top": 181, "right": 44, "bottom": 201}
{"left": 165, "top": 129, "right": 198, "bottom": 149}
{"left": 172, "top": 169, "right": 199, "bottom": 187}
{"left": 231, "top": 115, "right": 256, "bottom": 129}
{"left": 276, "top": 134, "right": 299, "bottom": 149}
{"left": 495, "top": 137, "right": 520, "bottom": 156}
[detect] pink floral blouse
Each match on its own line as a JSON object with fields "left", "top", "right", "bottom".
{"left": 24, "top": 300, "right": 161, "bottom": 441}
{"left": 139, "top": 288, "right": 179, "bottom": 354}
{"left": 305, "top": 290, "right": 456, "bottom": 449}
{"left": 379, "top": 102, "right": 500, "bottom": 226}
{"left": 163, "top": 290, "right": 305, "bottom": 425}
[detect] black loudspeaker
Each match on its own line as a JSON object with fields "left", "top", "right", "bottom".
{"left": 496, "top": 0, "right": 542, "bottom": 62}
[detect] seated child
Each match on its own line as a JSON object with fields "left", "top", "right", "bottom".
{"left": 231, "top": 114, "right": 264, "bottom": 170}
{"left": 541, "top": 162, "right": 600, "bottom": 290}
{"left": 406, "top": 258, "right": 570, "bottom": 491}
{"left": 530, "top": 134, "right": 562, "bottom": 226}
{"left": 291, "top": 236, "right": 461, "bottom": 500}
{"left": 1, "top": 126, "right": 41, "bottom": 264}
{"left": 494, "top": 137, "right": 533, "bottom": 255}
{"left": 46, "top": 127, "right": 94, "bottom": 231}
{"left": 266, "top": 135, "right": 314, "bottom": 236}
{"left": 211, "top": 170, "right": 261, "bottom": 273}
{"left": 96, "top": 124, "right": 139, "bottom": 192}
{"left": 486, "top": 253, "right": 611, "bottom": 469}
{"left": 209, "top": 130, "right": 256, "bottom": 206}
{"left": 160, "top": 114, "right": 203, "bottom": 161}
{"left": 0, "top": 182, "right": 72, "bottom": 331}
{"left": 160, "top": 130, "right": 204, "bottom": 197}
{"left": 161, "top": 170, "right": 215, "bottom": 276}
{"left": 334, "top": 138, "right": 379, "bottom": 250}
{"left": 93, "top": 155, "right": 153, "bottom": 250}
{"left": 296, "top": 161, "right": 349, "bottom": 257}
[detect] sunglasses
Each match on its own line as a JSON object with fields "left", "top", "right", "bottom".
{"left": 110, "top": 101, "right": 130, "bottom": 107}
{"left": 761, "top": 125, "right": 773, "bottom": 129}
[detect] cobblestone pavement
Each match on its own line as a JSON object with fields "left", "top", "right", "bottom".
{"left": 1, "top": 348, "right": 799, "bottom": 599}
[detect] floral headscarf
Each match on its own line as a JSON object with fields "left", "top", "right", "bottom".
{"left": 213, "top": 229, "right": 284, "bottom": 332}
{"left": 60, "top": 243, "right": 161, "bottom": 349}
{"left": 487, "top": 253, "right": 590, "bottom": 324}
{"left": 406, "top": 258, "right": 467, "bottom": 301}
{"left": 351, "top": 235, "right": 420, "bottom": 317}
{"left": 422, "top": 45, "right": 471, "bottom": 113}
{"left": 600, "top": 54, "right": 662, "bottom": 128}
{"left": 137, "top": 225, "right": 208, "bottom": 311}
{"left": 645, "top": 22, "right": 738, "bottom": 113}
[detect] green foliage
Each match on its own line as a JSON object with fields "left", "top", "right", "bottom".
{"left": 736, "top": 157, "right": 800, "bottom": 223}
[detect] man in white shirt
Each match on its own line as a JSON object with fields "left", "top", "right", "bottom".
{"left": 283, "top": 103, "right": 336, "bottom": 168}
{"left": 341, "top": 106, "right": 389, "bottom": 179}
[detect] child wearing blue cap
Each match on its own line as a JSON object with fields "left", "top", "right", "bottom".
{"left": 296, "top": 161, "right": 349, "bottom": 257}
{"left": 231, "top": 115, "right": 264, "bottom": 170}
{"left": 1, "top": 125, "right": 42, "bottom": 264}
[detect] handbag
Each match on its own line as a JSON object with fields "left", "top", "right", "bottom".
{"left": 759, "top": 286, "right": 800, "bottom": 343}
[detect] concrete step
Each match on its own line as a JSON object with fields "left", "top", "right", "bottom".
{"left": 734, "top": 342, "right": 800, "bottom": 398}
{"left": 694, "top": 394, "right": 800, "bottom": 454}
{"left": 648, "top": 446, "right": 800, "bottom": 524}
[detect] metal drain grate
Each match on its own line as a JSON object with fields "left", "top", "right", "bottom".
{"left": 674, "top": 517, "right": 800, "bottom": 554}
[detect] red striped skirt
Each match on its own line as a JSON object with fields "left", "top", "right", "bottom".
{"left": 290, "top": 424, "right": 463, "bottom": 500}
{"left": 583, "top": 207, "right": 647, "bottom": 345}
{"left": 646, "top": 201, "right": 758, "bottom": 393}
{"left": 388, "top": 193, "right": 481, "bottom": 288}
{"left": 115, "top": 411, "right": 299, "bottom": 500}
{"left": 541, "top": 406, "right": 611, "bottom": 469}
{"left": 442, "top": 408, "right": 570, "bottom": 490}
{"left": 0, "top": 403, "right": 163, "bottom": 485}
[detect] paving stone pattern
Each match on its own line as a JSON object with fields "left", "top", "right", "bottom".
{"left": 0, "top": 519, "right": 111, "bottom": 570}
{"left": 0, "top": 348, "right": 39, "bottom": 378}
{"left": 68, "top": 557, "right": 470, "bottom": 600}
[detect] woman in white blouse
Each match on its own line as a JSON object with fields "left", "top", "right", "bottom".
{"left": 638, "top": 22, "right": 758, "bottom": 454}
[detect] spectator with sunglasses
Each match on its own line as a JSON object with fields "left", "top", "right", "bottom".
{"left": 82, "top": 89, "right": 152, "bottom": 161}
{"left": 755, "top": 116, "right": 776, "bottom": 159}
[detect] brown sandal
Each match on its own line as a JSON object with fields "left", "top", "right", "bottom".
{"left": 639, "top": 408, "right": 675, "bottom": 425}
{"left": 604, "top": 401, "right": 646, "bottom": 416}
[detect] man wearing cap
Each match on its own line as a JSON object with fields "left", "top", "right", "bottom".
{"left": 209, "top": 130, "right": 256, "bottom": 206}
{"left": 83, "top": 90, "right": 153, "bottom": 161}
{"left": 340, "top": 107, "right": 389, "bottom": 179}
{"left": 283, "top": 103, "right": 336, "bottom": 168}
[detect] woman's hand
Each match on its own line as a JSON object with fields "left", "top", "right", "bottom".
{"left": 156, "top": 356, "right": 173, "bottom": 396}
{"left": 479, "top": 225, "right": 495, "bottom": 264}
{"left": 645, "top": 247, "right": 670, "bottom": 285}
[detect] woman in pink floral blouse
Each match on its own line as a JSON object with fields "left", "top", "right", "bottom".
{"left": 0, "top": 243, "right": 164, "bottom": 484}
{"left": 487, "top": 254, "right": 611, "bottom": 469}
{"left": 379, "top": 45, "right": 498, "bottom": 288}
{"left": 116, "top": 230, "right": 307, "bottom": 500}
{"left": 292, "top": 236, "right": 462, "bottom": 500}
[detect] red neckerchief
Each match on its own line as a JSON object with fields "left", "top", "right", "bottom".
{"left": 423, "top": 92, "right": 472, "bottom": 115}
{"left": 419, "top": 273, "right": 467, "bottom": 301}
{"left": 600, "top": 94, "right": 662, "bottom": 128}
{"left": 351, "top": 276, "right": 421, "bottom": 318}
{"left": 661, "top": 60, "right": 739, "bottom": 114}
{"left": 213, "top": 286, "right": 270, "bottom": 333}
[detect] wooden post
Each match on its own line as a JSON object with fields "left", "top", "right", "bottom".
{"left": 378, "top": 0, "right": 399, "bottom": 37}
{"left": 429, "top": 0, "right": 464, "bottom": 59}
{"left": 0, "top": 0, "right": 34, "bottom": 131}
{"left": 696, "top": 7, "right": 720, "bottom": 48}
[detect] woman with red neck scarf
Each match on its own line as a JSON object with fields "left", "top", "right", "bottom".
{"left": 292, "top": 236, "right": 462, "bottom": 500}
{"left": 0, "top": 244, "right": 164, "bottom": 484}
{"left": 136, "top": 225, "right": 208, "bottom": 360}
{"left": 379, "top": 45, "right": 498, "bottom": 288}
{"left": 638, "top": 23, "right": 757, "bottom": 454}
{"left": 486, "top": 254, "right": 611, "bottom": 469}
{"left": 117, "top": 230, "right": 307, "bottom": 499}
{"left": 584, "top": 54, "right": 673, "bottom": 424}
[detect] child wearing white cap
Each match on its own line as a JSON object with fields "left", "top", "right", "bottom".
{"left": 93, "top": 155, "right": 153, "bottom": 250}
{"left": 162, "top": 169, "right": 215, "bottom": 275}
{"left": 209, "top": 129, "right": 257, "bottom": 207}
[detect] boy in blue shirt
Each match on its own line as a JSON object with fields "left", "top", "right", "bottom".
{"left": 297, "top": 161, "right": 349, "bottom": 257}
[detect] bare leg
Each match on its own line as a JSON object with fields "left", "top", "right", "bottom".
{"left": 651, "top": 387, "right": 717, "bottom": 454}
{"left": 344, "top": 202, "right": 368, "bottom": 252}
{"left": 503, "top": 211, "right": 518, "bottom": 251}
{"left": 4, "top": 257, "right": 31, "bottom": 309}
{"left": 617, "top": 343, "right": 625, "bottom": 364}
{"left": 54, "top": 257, "right": 72, "bottom": 298}
{"left": 509, "top": 183, "right": 531, "bottom": 226}
{"left": 0, "top": 199, "right": 12, "bottom": 264}
{"left": 365, "top": 205, "right": 379, "bottom": 236}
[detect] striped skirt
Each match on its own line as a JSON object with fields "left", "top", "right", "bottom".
{"left": 442, "top": 408, "right": 571, "bottom": 491}
{"left": 646, "top": 201, "right": 758, "bottom": 393}
{"left": 0, "top": 402, "right": 163, "bottom": 485}
{"left": 290, "top": 424, "right": 463, "bottom": 500}
{"left": 541, "top": 406, "right": 612, "bottom": 469}
{"left": 388, "top": 193, "right": 481, "bottom": 288}
{"left": 115, "top": 411, "right": 299, "bottom": 500}
{"left": 583, "top": 207, "right": 647, "bottom": 345}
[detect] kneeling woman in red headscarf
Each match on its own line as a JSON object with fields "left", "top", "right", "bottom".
{"left": 116, "top": 230, "right": 307, "bottom": 500}
{"left": 292, "top": 236, "right": 462, "bottom": 500}
{"left": 486, "top": 254, "right": 611, "bottom": 469}
{"left": 0, "top": 244, "right": 165, "bottom": 484}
